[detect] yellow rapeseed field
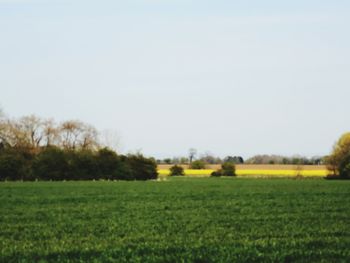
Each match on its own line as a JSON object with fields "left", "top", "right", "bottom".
{"left": 158, "top": 169, "right": 329, "bottom": 177}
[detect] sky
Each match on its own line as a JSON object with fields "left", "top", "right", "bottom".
{"left": 1, "top": 0, "right": 350, "bottom": 159}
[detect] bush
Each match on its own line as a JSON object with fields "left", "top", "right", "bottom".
{"left": 126, "top": 154, "right": 158, "bottom": 180}
{"left": 190, "top": 160, "right": 206, "bottom": 169}
{"left": 221, "top": 162, "right": 236, "bottom": 176}
{"left": 210, "top": 171, "right": 222, "bottom": 177}
{"left": 0, "top": 150, "right": 29, "bottom": 181}
{"left": 0, "top": 145, "right": 158, "bottom": 181}
{"left": 69, "top": 150, "right": 99, "bottom": 180}
{"left": 96, "top": 148, "right": 130, "bottom": 180}
{"left": 169, "top": 165, "right": 184, "bottom": 176}
{"left": 211, "top": 162, "right": 236, "bottom": 177}
{"left": 32, "top": 147, "right": 70, "bottom": 180}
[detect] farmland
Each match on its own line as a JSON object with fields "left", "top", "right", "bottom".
{"left": 158, "top": 164, "right": 329, "bottom": 177}
{"left": 1, "top": 178, "right": 350, "bottom": 262}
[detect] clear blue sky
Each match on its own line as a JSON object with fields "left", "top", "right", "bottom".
{"left": 1, "top": 0, "right": 350, "bottom": 158}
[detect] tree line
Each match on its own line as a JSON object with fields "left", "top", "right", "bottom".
{"left": 0, "top": 113, "right": 157, "bottom": 181}
{"left": 158, "top": 153, "right": 323, "bottom": 166}
{"left": 245, "top": 155, "right": 324, "bottom": 165}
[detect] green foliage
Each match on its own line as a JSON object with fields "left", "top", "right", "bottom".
{"left": 326, "top": 132, "right": 350, "bottom": 177}
{"left": 1, "top": 179, "right": 350, "bottom": 262}
{"left": 0, "top": 149, "right": 33, "bottom": 181}
{"left": 211, "top": 162, "right": 236, "bottom": 177}
{"left": 224, "top": 156, "right": 244, "bottom": 164}
{"left": 338, "top": 152, "right": 350, "bottom": 178}
{"left": 15, "top": 147, "right": 158, "bottom": 181}
{"left": 69, "top": 150, "right": 99, "bottom": 180}
{"left": 189, "top": 160, "right": 206, "bottom": 169}
{"left": 163, "top": 158, "right": 172, "bottom": 164}
{"left": 169, "top": 165, "right": 185, "bottom": 176}
{"left": 32, "top": 147, "right": 70, "bottom": 180}
{"left": 126, "top": 154, "right": 158, "bottom": 180}
{"left": 95, "top": 148, "right": 129, "bottom": 180}
{"left": 221, "top": 162, "right": 236, "bottom": 176}
{"left": 0, "top": 151, "right": 26, "bottom": 181}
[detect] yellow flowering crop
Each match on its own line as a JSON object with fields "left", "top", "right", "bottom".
{"left": 158, "top": 169, "right": 329, "bottom": 177}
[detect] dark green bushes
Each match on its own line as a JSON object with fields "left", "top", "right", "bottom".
{"left": 211, "top": 162, "right": 236, "bottom": 177}
{"left": 126, "top": 154, "right": 158, "bottom": 180}
{"left": 0, "top": 149, "right": 34, "bottom": 181}
{"left": 32, "top": 147, "right": 70, "bottom": 180}
{"left": 338, "top": 153, "right": 350, "bottom": 178}
{"left": 169, "top": 165, "right": 185, "bottom": 176}
{"left": 0, "top": 147, "right": 158, "bottom": 181}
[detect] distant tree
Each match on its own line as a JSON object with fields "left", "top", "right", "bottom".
{"left": 171, "top": 157, "right": 180, "bottom": 164}
{"left": 190, "top": 160, "right": 206, "bottom": 169}
{"left": 200, "top": 152, "right": 222, "bottom": 164}
{"left": 169, "top": 165, "right": 184, "bottom": 176}
{"left": 188, "top": 148, "right": 197, "bottom": 164}
{"left": 163, "top": 158, "right": 172, "bottom": 164}
{"left": 180, "top": 157, "right": 189, "bottom": 164}
{"left": 42, "top": 118, "right": 59, "bottom": 147}
{"left": 19, "top": 115, "right": 45, "bottom": 150}
{"left": 60, "top": 120, "right": 99, "bottom": 150}
{"left": 224, "top": 156, "right": 244, "bottom": 164}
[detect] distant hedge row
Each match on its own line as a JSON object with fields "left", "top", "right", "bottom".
{"left": 0, "top": 147, "right": 158, "bottom": 181}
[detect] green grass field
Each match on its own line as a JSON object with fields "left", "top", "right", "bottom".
{"left": 1, "top": 178, "right": 350, "bottom": 262}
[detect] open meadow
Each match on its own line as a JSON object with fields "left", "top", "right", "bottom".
{"left": 1, "top": 178, "right": 350, "bottom": 262}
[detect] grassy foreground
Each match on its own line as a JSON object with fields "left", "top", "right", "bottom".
{"left": 1, "top": 178, "right": 350, "bottom": 262}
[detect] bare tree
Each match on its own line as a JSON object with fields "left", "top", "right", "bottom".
{"left": 189, "top": 148, "right": 197, "bottom": 164}
{"left": 59, "top": 120, "right": 99, "bottom": 150}
{"left": 60, "top": 120, "right": 84, "bottom": 150}
{"left": 0, "top": 117, "right": 28, "bottom": 148}
{"left": 42, "top": 118, "right": 59, "bottom": 147}
{"left": 19, "top": 115, "right": 44, "bottom": 149}
{"left": 80, "top": 123, "right": 99, "bottom": 150}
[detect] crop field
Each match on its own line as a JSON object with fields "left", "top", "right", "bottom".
{"left": 158, "top": 165, "right": 329, "bottom": 177}
{"left": 1, "top": 178, "right": 350, "bottom": 262}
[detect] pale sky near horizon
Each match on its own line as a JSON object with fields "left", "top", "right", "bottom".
{"left": 1, "top": 0, "right": 350, "bottom": 159}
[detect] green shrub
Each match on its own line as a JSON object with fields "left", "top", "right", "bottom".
{"left": 221, "top": 162, "right": 236, "bottom": 176}
{"left": 190, "top": 160, "right": 206, "bottom": 169}
{"left": 69, "top": 150, "right": 98, "bottom": 180}
{"left": 0, "top": 151, "right": 28, "bottom": 181}
{"left": 169, "top": 165, "right": 185, "bottom": 176}
{"left": 96, "top": 148, "right": 132, "bottom": 180}
{"left": 32, "top": 147, "right": 70, "bottom": 180}
{"left": 126, "top": 154, "right": 158, "bottom": 180}
{"left": 211, "top": 162, "right": 236, "bottom": 177}
{"left": 210, "top": 170, "right": 222, "bottom": 177}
